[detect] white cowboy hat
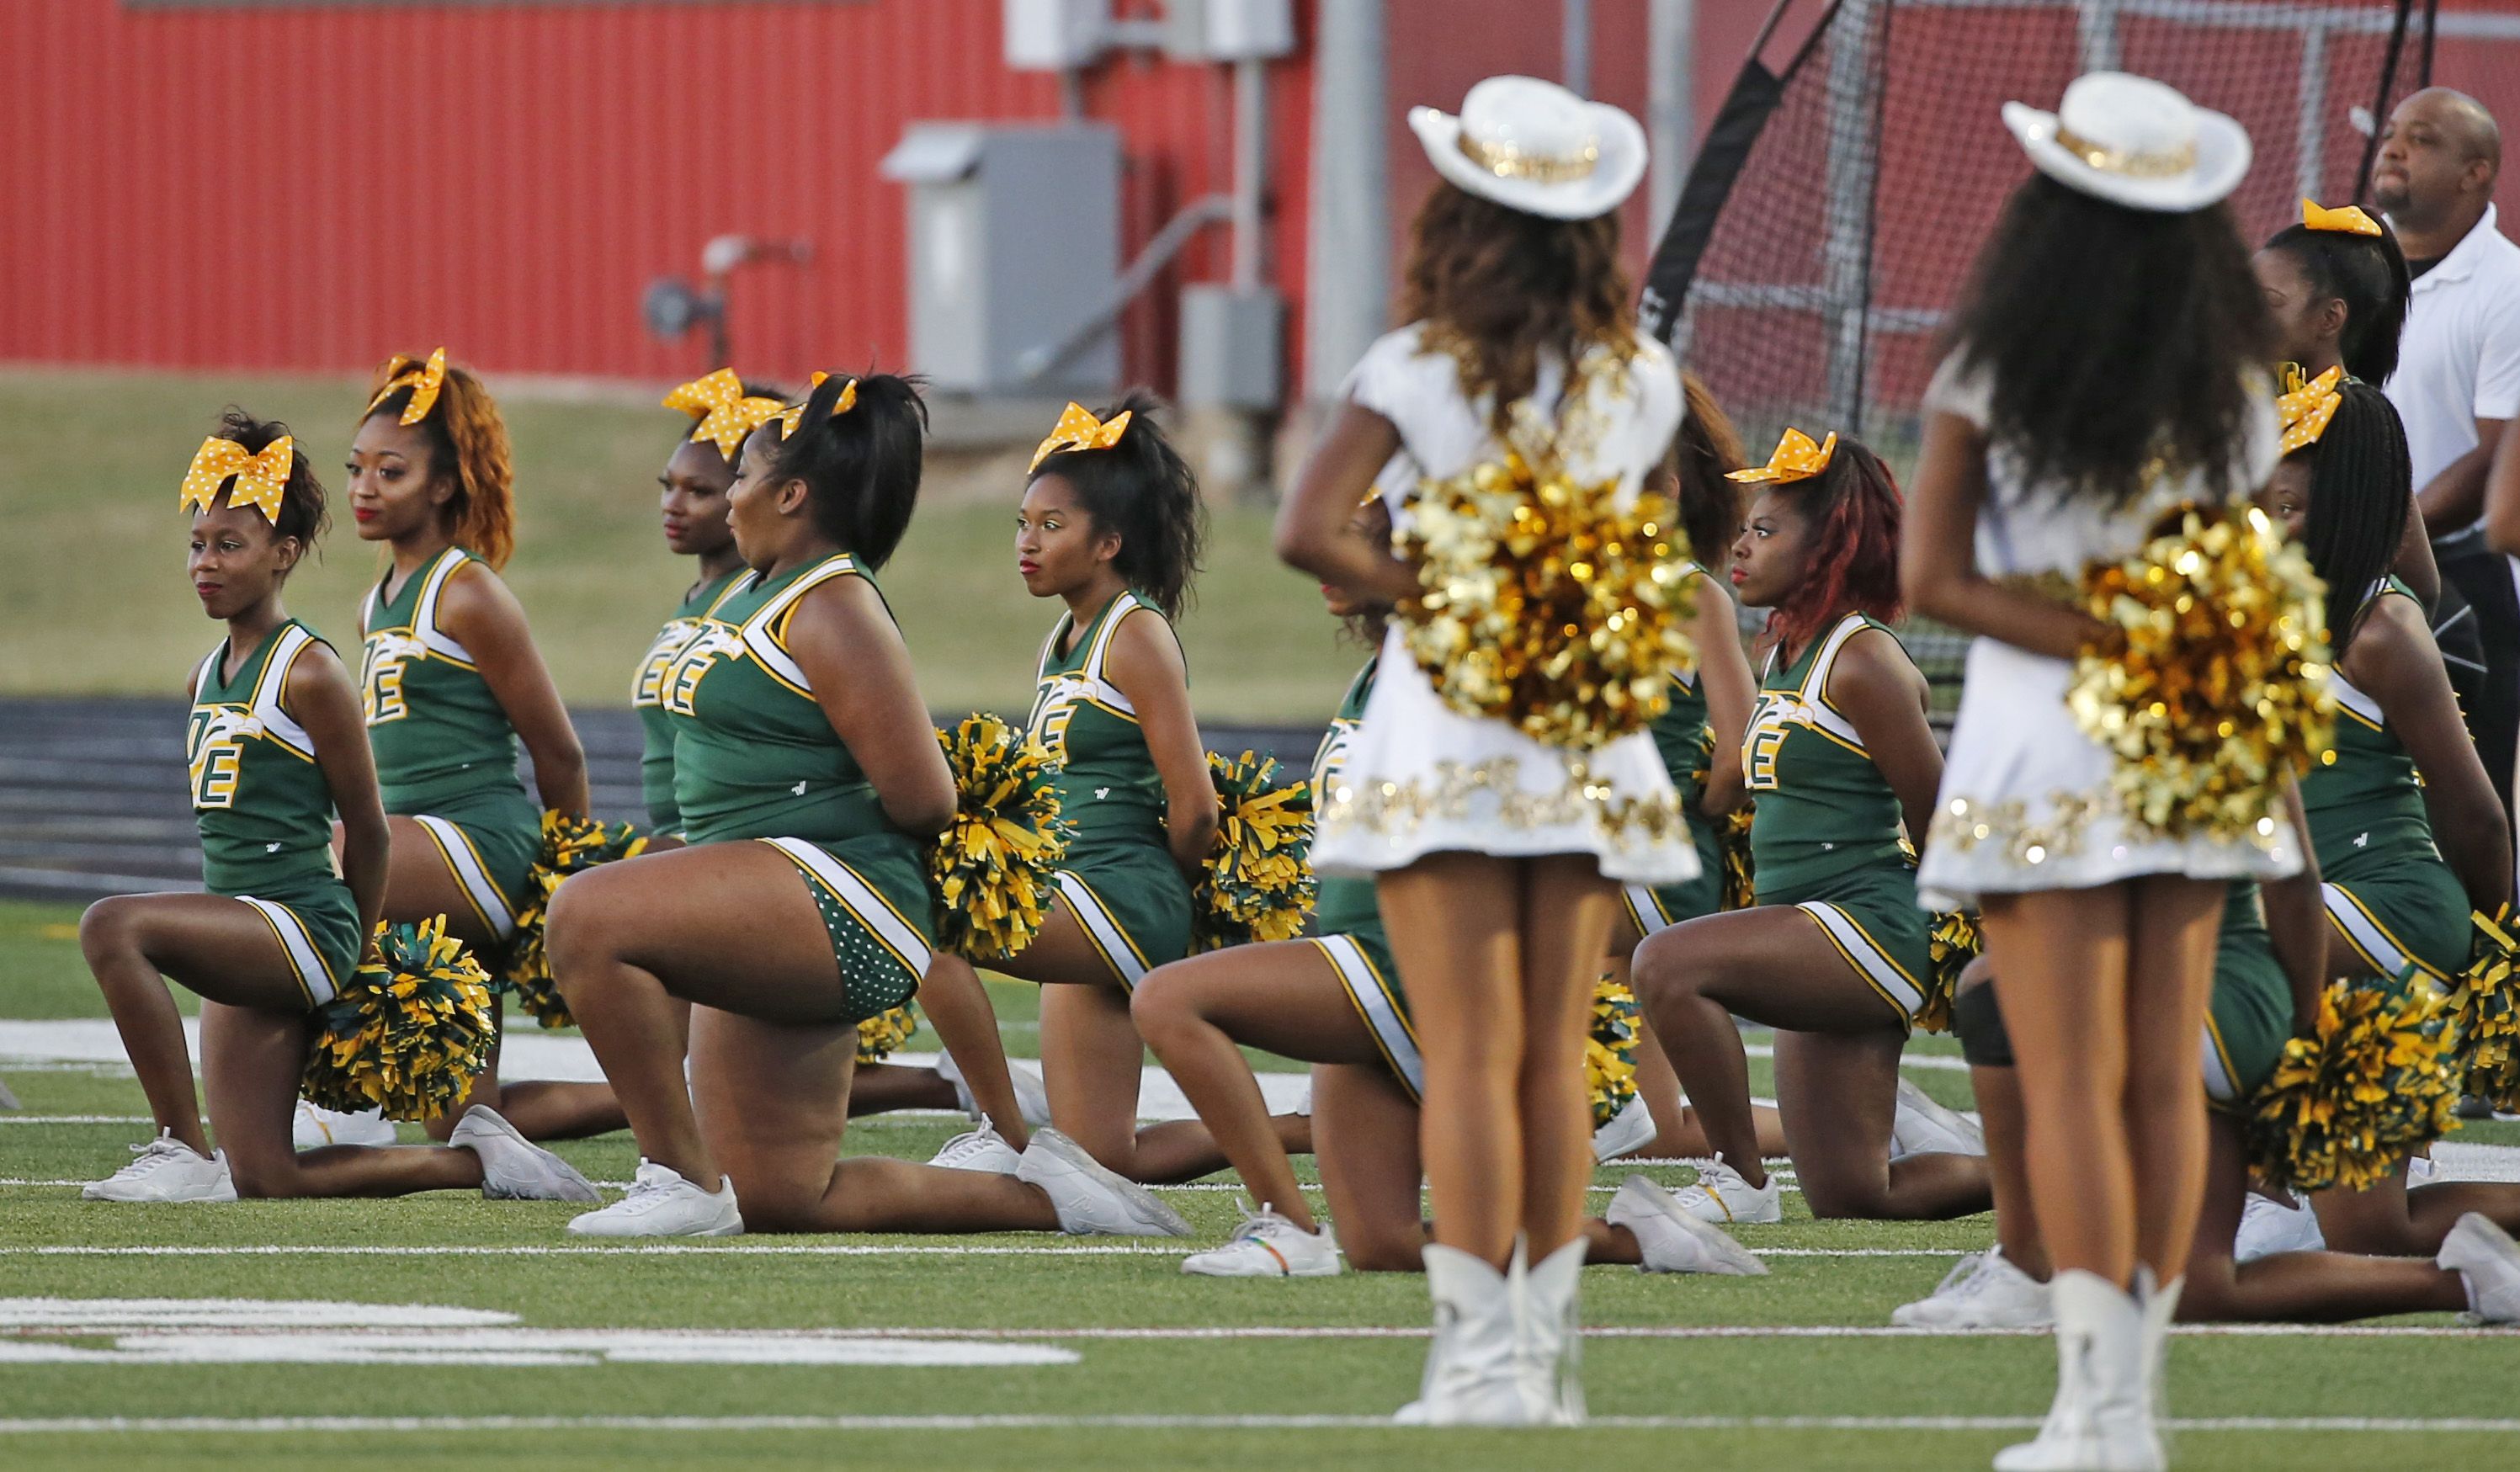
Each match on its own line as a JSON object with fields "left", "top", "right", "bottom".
{"left": 2002, "top": 71, "right": 2251, "bottom": 213}
{"left": 1409, "top": 75, "right": 1647, "bottom": 221}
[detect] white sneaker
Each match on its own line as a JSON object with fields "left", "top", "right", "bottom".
{"left": 1890, "top": 1076, "right": 1985, "bottom": 1159}
{"left": 2438, "top": 1211, "right": 2520, "bottom": 1324}
{"left": 82, "top": 1130, "right": 237, "bottom": 1203}
{"left": 936, "top": 1050, "right": 1053, "bottom": 1127}
{"left": 1669, "top": 1154, "right": 1782, "bottom": 1225}
{"left": 1015, "top": 1127, "right": 1191, "bottom": 1236}
{"left": 1590, "top": 1095, "right": 1656, "bottom": 1162}
{"left": 292, "top": 1101, "right": 396, "bottom": 1150}
{"left": 1182, "top": 1204, "right": 1342, "bottom": 1277}
{"left": 2408, "top": 1153, "right": 2442, "bottom": 1186}
{"left": 449, "top": 1105, "right": 600, "bottom": 1202}
{"left": 566, "top": 1159, "right": 743, "bottom": 1237}
{"left": 2234, "top": 1188, "right": 2325, "bottom": 1262}
{"left": 928, "top": 1115, "right": 1023, "bottom": 1175}
{"left": 1893, "top": 1246, "right": 2052, "bottom": 1329}
{"left": 1606, "top": 1175, "right": 1768, "bottom": 1275}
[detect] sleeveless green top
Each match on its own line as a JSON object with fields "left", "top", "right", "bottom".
{"left": 2302, "top": 580, "right": 2438, "bottom": 878}
{"left": 664, "top": 552, "right": 909, "bottom": 848}
{"left": 1741, "top": 612, "right": 1913, "bottom": 901}
{"left": 359, "top": 546, "right": 525, "bottom": 813}
{"left": 1029, "top": 589, "right": 1173, "bottom": 850}
{"left": 634, "top": 568, "right": 747, "bottom": 832}
{"left": 1646, "top": 564, "right": 1714, "bottom": 784}
{"left": 1312, "top": 656, "right": 1381, "bottom": 939}
{"left": 190, "top": 619, "right": 339, "bottom": 897}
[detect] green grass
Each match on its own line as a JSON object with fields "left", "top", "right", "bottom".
{"left": 4, "top": 894, "right": 2518, "bottom": 1469}
{"left": 0, "top": 368, "right": 1355, "bottom": 720}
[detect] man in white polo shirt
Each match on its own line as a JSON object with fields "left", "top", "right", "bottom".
{"left": 2380, "top": 87, "right": 2520, "bottom": 821}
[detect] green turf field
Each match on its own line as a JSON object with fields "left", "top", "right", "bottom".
{"left": 5, "top": 900, "right": 2519, "bottom": 1469}
{"left": 0, "top": 368, "right": 1353, "bottom": 720}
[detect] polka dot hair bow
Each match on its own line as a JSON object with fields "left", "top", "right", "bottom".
{"left": 665, "top": 369, "right": 789, "bottom": 460}
{"left": 2278, "top": 364, "right": 2344, "bottom": 454}
{"left": 364, "top": 348, "right": 448, "bottom": 425}
{"left": 770, "top": 371, "right": 857, "bottom": 439}
{"left": 2302, "top": 197, "right": 2383, "bottom": 237}
{"left": 1727, "top": 427, "right": 1837, "bottom": 485}
{"left": 1029, "top": 401, "right": 1132, "bottom": 473}
{"left": 179, "top": 435, "right": 295, "bottom": 523}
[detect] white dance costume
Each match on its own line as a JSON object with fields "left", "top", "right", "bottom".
{"left": 1913, "top": 352, "right": 2300, "bottom": 910}
{"left": 1310, "top": 322, "right": 1698, "bottom": 885}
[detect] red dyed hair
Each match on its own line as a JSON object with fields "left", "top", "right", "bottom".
{"left": 1762, "top": 438, "right": 1905, "bottom": 653}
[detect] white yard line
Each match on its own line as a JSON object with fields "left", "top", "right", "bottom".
{"left": 2, "top": 1413, "right": 2517, "bottom": 1435}
{"left": 0, "top": 1243, "right": 1965, "bottom": 1259}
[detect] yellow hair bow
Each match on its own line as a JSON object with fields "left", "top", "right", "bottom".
{"left": 2278, "top": 364, "right": 2344, "bottom": 453}
{"left": 1030, "top": 401, "right": 1133, "bottom": 474}
{"left": 665, "top": 369, "right": 789, "bottom": 460}
{"left": 770, "top": 371, "right": 857, "bottom": 439}
{"left": 364, "top": 348, "right": 448, "bottom": 425}
{"left": 1726, "top": 428, "right": 1837, "bottom": 485}
{"left": 179, "top": 435, "right": 295, "bottom": 523}
{"left": 2302, "top": 197, "right": 2383, "bottom": 237}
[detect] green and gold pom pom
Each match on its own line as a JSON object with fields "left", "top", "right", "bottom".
{"left": 1920, "top": 910, "right": 1980, "bottom": 1036}
{"left": 1586, "top": 974, "right": 1643, "bottom": 1131}
{"left": 854, "top": 1003, "right": 921, "bottom": 1065}
{"left": 2068, "top": 502, "right": 2333, "bottom": 845}
{"left": 1193, "top": 751, "right": 1316, "bottom": 953}
{"left": 2458, "top": 907, "right": 2520, "bottom": 1112}
{"left": 2248, "top": 973, "right": 2462, "bottom": 1193}
{"left": 1398, "top": 448, "right": 1697, "bottom": 752}
{"left": 1718, "top": 802, "right": 1757, "bottom": 912}
{"left": 302, "top": 915, "right": 497, "bottom": 1122}
{"left": 931, "top": 715, "right": 1073, "bottom": 961}
{"left": 502, "top": 810, "right": 648, "bottom": 1029}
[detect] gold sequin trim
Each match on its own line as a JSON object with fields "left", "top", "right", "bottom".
{"left": 1320, "top": 755, "right": 1686, "bottom": 848}
{"left": 1929, "top": 788, "right": 2289, "bottom": 868}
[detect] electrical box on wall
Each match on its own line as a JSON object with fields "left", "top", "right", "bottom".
{"left": 1003, "top": 0, "right": 1110, "bottom": 71}
{"left": 1162, "top": 0, "right": 1296, "bottom": 62}
{"left": 1178, "top": 284, "right": 1283, "bottom": 411}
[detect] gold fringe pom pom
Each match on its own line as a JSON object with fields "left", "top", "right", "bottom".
{"left": 930, "top": 715, "right": 1073, "bottom": 961}
{"left": 503, "top": 810, "right": 648, "bottom": 1029}
{"left": 1688, "top": 728, "right": 1757, "bottom": 911}
{"left": 2459, "top": 907, "right": 2520, "bottom": 1113}
{"left": 2068, "top": 503, "right": 2333, "bottom": 845}
{"left": 1921, "top": 910, "right": 1980, "bottom": 1035}
{"left": 2248, "top": 974, "right": 2462, "bottom": 1193}
{"left": 854, "top": 1004, "right": 921, "bottom": 1065}
{"left": 1587, "top": 974, "right": 1643, "bottom": 1132}
{"left": 1194, "top": 752, "right": 1316, "bottom": 952}
{"left": 301, "top": 915, "right": 497, "bottom": 1122}
{"left": 1398, "top": 449, "right": 1697, "bottom": 752}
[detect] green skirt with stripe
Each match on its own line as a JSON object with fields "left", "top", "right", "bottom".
{"left": 230, "top": 875, "right": 363, "bottom": 1012}
{"left": 2323, "top": 858, "right": 2470, "bottom": 983}
{"left": 760, "top": 833, "right": 935, "bottom": 1023}
{"left": 402, "top": 786, "right": 540, "bottom": 943}
{"left": 1053, "top": 840, "right": 1194, "bottom": 991}
{"left": 1776, "top": 863, "right": 1934, "bottom": 1032}
{"left": 1621, "top": 810, "right": 1728, "bottom": 936}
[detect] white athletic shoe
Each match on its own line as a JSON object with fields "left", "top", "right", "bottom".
{"left": 2438, "top": 1211, "right": 2520, "bottom": 1324}
{"left": 1605, "top": 1175, "right": 1768, "bottom": 1275}
{"left": 1182, "top": 1204, "right": 1342, "bottom": 1278}
{"left": 1890, "top": 1246, "right": 2052, "bottom": 1329}
{"left": 1590, "top": 1095, "right": 1657, "bottom": 1162}
{"left": 1015, "top": 1128, "right": 1191, "bottom": 1237}
{"left": 928, "top": 1115, "right": 1023, "bottom": 1175}
{"left": 1669, "top": 1154, "right": 1782, "bottom": 1225}
{"left": 2234, "top": 1188, "right": 2325, "bottom": 1262}
{"left": 449, "top": 1105, "right": 600, "bottom": 1203}
{"left": 936, "top": 1050, "right": 1053, "bottom": 1127}
{"left": 292, "top": 1101, "right": 396, "bottom": 1150}
{"left": 2408, "top": 1153, "right": 2442, "bottom": 1186}
{"left": 1890, "top": 1076, "right": 1985, "bottom": 1159}
{"left": 82, "top": 1130, "right": 237, "bottom": 1203}
{"left": 566, "top": 1159, "right": 743, "bottom": 1237}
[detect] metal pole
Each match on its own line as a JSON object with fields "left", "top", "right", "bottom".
{"left": 1303, "top": 0, "right": 1390, "bottom": 400}
{"left": 1648, "top": 0, "right": 1697, "bottom": 235}
{"left": 1821, "top": 0, "right": 1879, "bottom": 428}
{"left": 2078, "top": 0, "right": 2123, "bottom": 72}
{"left": 1563, "top": 0, "right": 1593, "bottom": 98}
{"left": 2295, "top": 24, "right": 2331, "bottom": 203}
{"left": 1232, "top": 56, "right": 1267, "bottom": 292}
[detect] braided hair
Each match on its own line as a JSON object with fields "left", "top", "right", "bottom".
{"left": 1029, "top": 391, "right": 1207, "bottom": 621}
{"left": 2292, "top": 380, "right": 2411, "bottom": 659}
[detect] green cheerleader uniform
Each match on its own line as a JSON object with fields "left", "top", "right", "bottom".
{"left": 2302, "top": 579, "right": 2470, "bottom": 984}
{"left": 190, "top": 619, "right": 362, "bottom": 1008}
{"left": 631, "top": 569, "right": 747, "bottom": 836}
{"left": 1028, "top": 588, "right": 1195, "bottom": 991}
{"left": 359, "top": 546, "right": 540, "bottom": 941}
{"left": 1307, "top": 656, "right": 1421, "bottom": 1099}
{"left": 663, "top": 551, "right": 933, "bottom": 1020}
{"left": 1621, "top": 563, "right": 1730, "bottom": 938}
{"left": 1743, "top": 612, "right": 1936, "bottom": 1028}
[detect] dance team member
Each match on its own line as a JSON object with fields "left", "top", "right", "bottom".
{"left": 1278, "top": 77, "right": 1694, "bottom": 1423}
{"left": 551, "top": 372, "right": 1181, "bottom": 1238}
{"left": 82, "top": 411, "right": 590, "bottom": 1203}
{"left": 1905, "top": 75, "right": 2294, "bottom": 1470}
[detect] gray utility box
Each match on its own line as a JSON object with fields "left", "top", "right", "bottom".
{"left": 880, "top": 122, "right": 1121, "bottom": 398}
{"left": 1178, "top": 284, "right": 1283, "bottom": 411}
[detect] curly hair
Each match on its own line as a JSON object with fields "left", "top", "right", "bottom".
{"left": 1672, "top": 372, "right": 1747, "bottom": 571}
{"left": 1762, "top": 438, "right": 1905, "bottom": 654}
{"left": 1029, "top": 391, "right": 1207, "bottom": 621}
{"left": 1949, "top": 174, "right": 2275, "bottom": 506}
{"left": 204, "top": 406, "right": 329, "bottom": 551}
{"left": 2261, "top": 219, "right": 2411, "bottom": 385}
{"left": 362, "top": 355, "right": 516, "bottom": 571}
{"left": 2291, "top": 380, "right": 2412, "bottom": 659}
{"left": 757, "top": 372, "right": 928, "bottom": 571}
{"left": 1396, "top": 182, "right": 1639, "bottom": 435}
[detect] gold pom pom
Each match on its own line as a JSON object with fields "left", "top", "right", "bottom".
{"left": 2459, "top": 907, "right": 2520, "bottom": 1113}
{"left": 854, "top": 1004, "right": 921, "bottom": 1065}
{"left": 1397, "top": 449, "right": 1697, "bottom": 752}
{"left": 503, "top": 810, "right": 648, "bottom": 1030}
{"left": 1194, "top": 752, "right": 1316, "bottom": 952}
{"left": 2248, "top": 974, "right": 2462, "bottom": 1193}
{"left": 1921, "top": 910, "right": 1980, "bottom": 1035}
{"left": 930, "top": 715, "right": 1073, "bottom": 961}
{"left": 2069, "top": 503, "right": 2334, "bottom": 844}
{"left": 1586, "top": 973, "right": 1643, "bottom": 1131}
{"left": 1687, "top": 729, "right": 1757, "bottom": 911}
{"left": 301, "top": 915, "right": 497, "bottom": 1122}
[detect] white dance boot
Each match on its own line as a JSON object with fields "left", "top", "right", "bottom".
{"left": 2135, "top": 1267, "right": 2182, "bottom": 1467}
{"left": 1514, "top": 1236, "right": 1588, "bottom": 1425}
{"left": 1396, "top": 1244, "right": 1525, "bottom": 1425}
{"left": 1993, "top": 1269, "right": 2161, "bottom": 1472}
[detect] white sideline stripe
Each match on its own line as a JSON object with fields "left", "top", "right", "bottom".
{"left": 3, "top": 1414, "right": 2519, "bottom": 1435}
{"left": 0, "top": 1245, "right": 1967, "bottom": 1259}
{"left": 67, "top": 1323, "right": 2495, "bottom": 1342}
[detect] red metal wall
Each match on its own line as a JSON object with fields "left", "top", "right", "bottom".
{"left": 0, "top": 0, "right": 1316, "bottom": 390}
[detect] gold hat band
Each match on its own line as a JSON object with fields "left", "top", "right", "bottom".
{"left": 1457, "top": 130, "right": 1600, "bottom": 184}
{"left": 2052, "top": 124, "right": 2198, "bottom": 179}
